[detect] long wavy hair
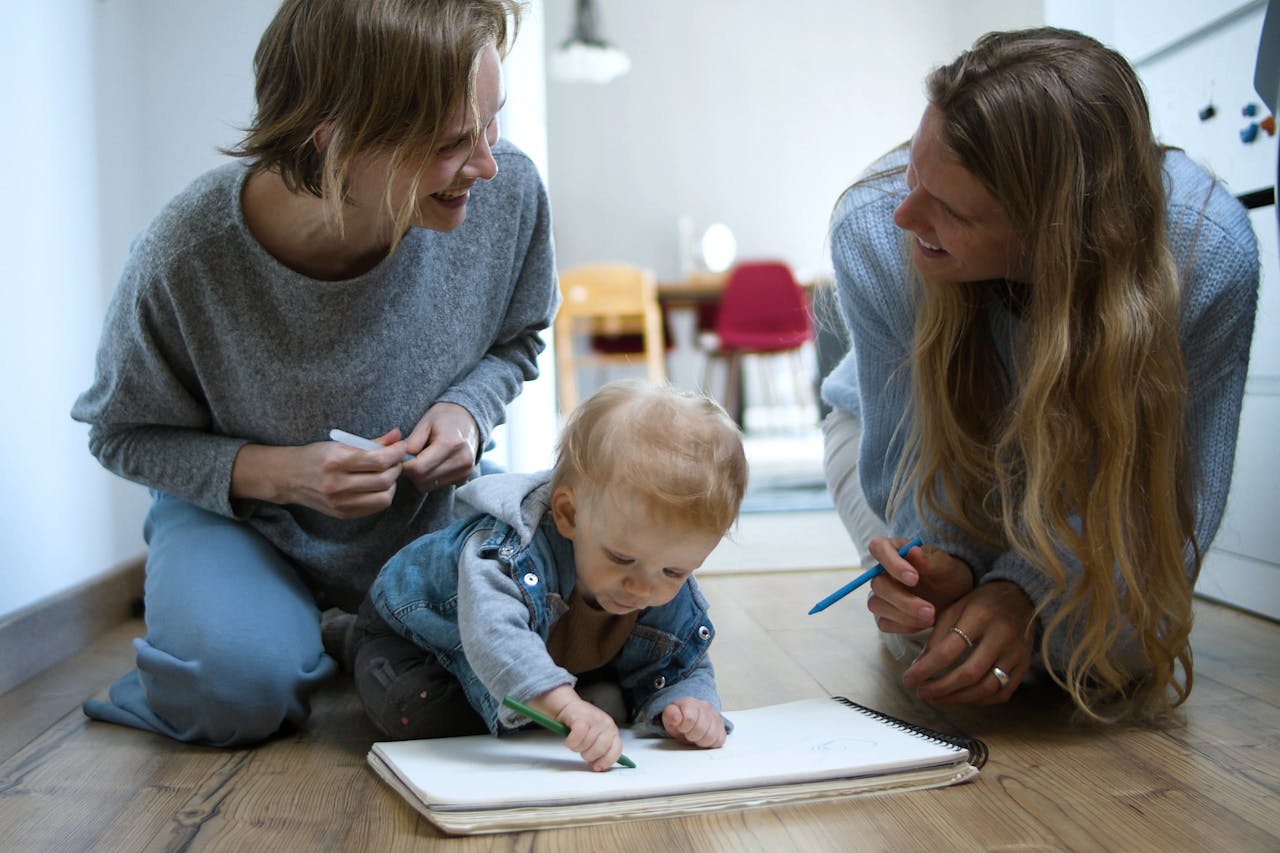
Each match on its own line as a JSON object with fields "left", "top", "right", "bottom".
{"left": 895, "top": 28, "right": 1196, "bottom": 721}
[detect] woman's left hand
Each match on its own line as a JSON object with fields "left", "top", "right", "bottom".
{"left": 901, "top": 580, "right": 1036, "bottom": 706}
{"left": 402, "top": 402, "right": 480, "bottom": 493}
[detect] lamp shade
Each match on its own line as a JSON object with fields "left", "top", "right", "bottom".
{"left": 701, "top": 223, "right": 737, "bottom": 273}
{"left": 551, "top": 0, "right": 630, "bottom": 84}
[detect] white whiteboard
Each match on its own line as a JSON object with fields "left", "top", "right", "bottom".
{"left": 1137, "top": 4, "right": 1276, "bottom": 196}
{"left": 1116, "top": 0, "right": 1261, "bottom": 62}
{"left": 1117, "top": 0, "right": 1280, "bottom": 619}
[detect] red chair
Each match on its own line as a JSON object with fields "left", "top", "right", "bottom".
{"left": 700, "top": 261, "right": 815, "bottom": 428}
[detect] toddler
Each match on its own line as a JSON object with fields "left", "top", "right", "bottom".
{"left": 350, "top": 380, "right": 749, "bottom": 770}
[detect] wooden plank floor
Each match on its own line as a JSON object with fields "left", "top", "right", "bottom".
{"left": 1, "top": 568, "right": 1277, "bottom": 851}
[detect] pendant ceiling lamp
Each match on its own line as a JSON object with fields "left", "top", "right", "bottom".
{"left": 550, "top": 0, "right": 631, "bottom": 84}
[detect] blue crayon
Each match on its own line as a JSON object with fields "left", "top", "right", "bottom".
{"left": 808, "top": 537, "right": 923, "bottom": 615}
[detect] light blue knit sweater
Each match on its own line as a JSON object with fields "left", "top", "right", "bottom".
{"left": 820, "top": 146, "right": 1260, "bottom": 670}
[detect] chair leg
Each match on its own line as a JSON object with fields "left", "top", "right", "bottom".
{"left": 724, "top": 352, "right": 744, "bottom": 429}
{"left": 595, "top": 364, "right": 609, "bottom": 400}
{"left": 791, "top": 347, "right": 817, "bottom": 429}
{"left": 643, "top": 305, "right": 666, "bottom": 387}
{"left": 555, "top": 326, "right": 577, "bottom": 416}
{"left": 759, "top": 353, "right": 782, "bottom": 431}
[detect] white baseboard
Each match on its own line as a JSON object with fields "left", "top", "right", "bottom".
{"left": 1196, "top": 548, "right": 1280, "bottom": 622}
{"left": 0, "top": 556, "right": 145, "bottom": 695}
{"left": 702, "top": 510, "right": 854, "bottom": 574}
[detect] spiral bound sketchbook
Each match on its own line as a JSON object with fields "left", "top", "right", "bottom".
{"left": 367, "top": 696, "right": 987, "bottom": 835}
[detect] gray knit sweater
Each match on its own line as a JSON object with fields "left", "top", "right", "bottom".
{"left": 72, "top": 140, "right": 558, "bottom": 610}
{"left": 821, "top": 146, "right": 1260, "bottom": 670}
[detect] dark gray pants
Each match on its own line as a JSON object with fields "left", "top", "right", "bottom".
{"left": 350, "top": 598, "right": 486, "bottom": 740}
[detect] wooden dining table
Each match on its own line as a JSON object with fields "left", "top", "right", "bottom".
{"left": 656, "top": 270, "right": 731, "bottom": 307}
{"left": 657, "top": 269, "right": 832, "bottom": 306}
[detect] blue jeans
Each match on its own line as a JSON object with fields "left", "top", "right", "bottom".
{"left": 83, "top": 493, "right": 337, "bottom": 746}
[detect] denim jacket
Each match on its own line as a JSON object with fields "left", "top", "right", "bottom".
{"left": 366, "top": 471, "right": 726, "bottom": 736}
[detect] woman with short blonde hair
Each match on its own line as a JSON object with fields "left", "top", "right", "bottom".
{"left": 72, "top": 0, "right": 557, "bottom": 746}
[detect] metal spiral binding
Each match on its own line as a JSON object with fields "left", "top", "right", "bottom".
{"left": 833, "top": 696, "right": 990, "bottom": 768}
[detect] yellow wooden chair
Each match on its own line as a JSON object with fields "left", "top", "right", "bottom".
{"left": 553, "top": 263, "right": 666, "bottom": 414}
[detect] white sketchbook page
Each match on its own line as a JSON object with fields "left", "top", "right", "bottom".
{"left": 370, "top": 698, "right": 968, "bottom": 810}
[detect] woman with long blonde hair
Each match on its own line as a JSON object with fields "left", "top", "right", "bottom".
{"left": 821, "top": 27, "right": 1259, "bottom": 721}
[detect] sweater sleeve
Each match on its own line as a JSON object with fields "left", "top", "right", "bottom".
{"left": 1166, "top": 164, "right": 1260, "bottom": 571}
{"left": 630, "top": 646, "right": 725, "bottom": 737}
{"left": 456, "top": 532, "right": 576, "bottom": 731}
{"left": 72, "top": 242, "right": 248, "bottom": 517}
{"left": 435, "top": 147, "right": 559, "bottom": 455}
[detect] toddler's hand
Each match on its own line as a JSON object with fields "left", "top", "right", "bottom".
{"left": 661, "top": 698, "right": 727, "bottom": 748}
{"left": 536, "top": 686, "right": 624, "bottom": 772}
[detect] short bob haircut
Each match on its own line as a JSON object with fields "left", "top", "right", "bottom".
{"left": 552, "top": 380, "right": 749, "bottom": 537}
{"left": 228, "top": 0, "right": 520, "bottom": 237}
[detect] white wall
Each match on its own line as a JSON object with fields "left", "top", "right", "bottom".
{"left": 1, "top": 4, "right": 116, "bottom": 618}
{"left": 0, "top": 0, "right": 552, "bottom": 623}
{"left": 0, "top": 2, "right": 278, "bottom": 621}
{"left": 91, "top": 0, "right": 278, "bottom": 577}
{"left": 487, "top": 1, "right": 561, "bottom": 474}
{"left": 1136, "top": 2, "right": 1279, "bottom": 619}
{"left": 25, "top": 1, "right": 1261, "bottom": 625}
{"left": 542, "top": 0, "right": 1043, "bottom": 281}
{"left": 1, "top": 0, "right": 1051, "bottom": 624}
{"left": 1047, "top": 0, "right": 1280, "bottom": 620}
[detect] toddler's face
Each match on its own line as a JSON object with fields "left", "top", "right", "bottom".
{"left": 554, "top": 487, "right": 721, "bottom": 615}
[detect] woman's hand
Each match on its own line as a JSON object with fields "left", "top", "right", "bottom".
{"left": 403, "top": 402, "right": 480, "bottom": 494}
{"left": 865, "top": 536, "right": 974, "bottom": 633}
{"left": 230, "top": 430, "right": 407, "bottom": 518}
{"left": 662, "top": 698, "right": 727, "bottom": 749}
{"left": 535, "top": 685, "right": 624, "bottom": 772}
{"left": 901, "top": 580, "right": 1036, "bottom": 705}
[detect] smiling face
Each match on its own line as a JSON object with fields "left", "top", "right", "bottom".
{"left": 892, "top": 105, "right": 1027, "bottom": 284}
{"left": 550, "top": 485, "right": 722, "bottom": 616}
{"left": 343, "top": 41, "right": 504, "bottom": 235}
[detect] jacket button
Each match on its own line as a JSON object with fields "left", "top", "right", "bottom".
{"left": 697, "top": 625, "right": 711, "bottom": 640}
{"left": 523, "top": 572, "right": 539, "bottom": 586}
{"left": 501, "top": 545, "right": 515, "bottom": 558}
{"left": 652, "top": 675, "right": 666, "bottom": 689}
